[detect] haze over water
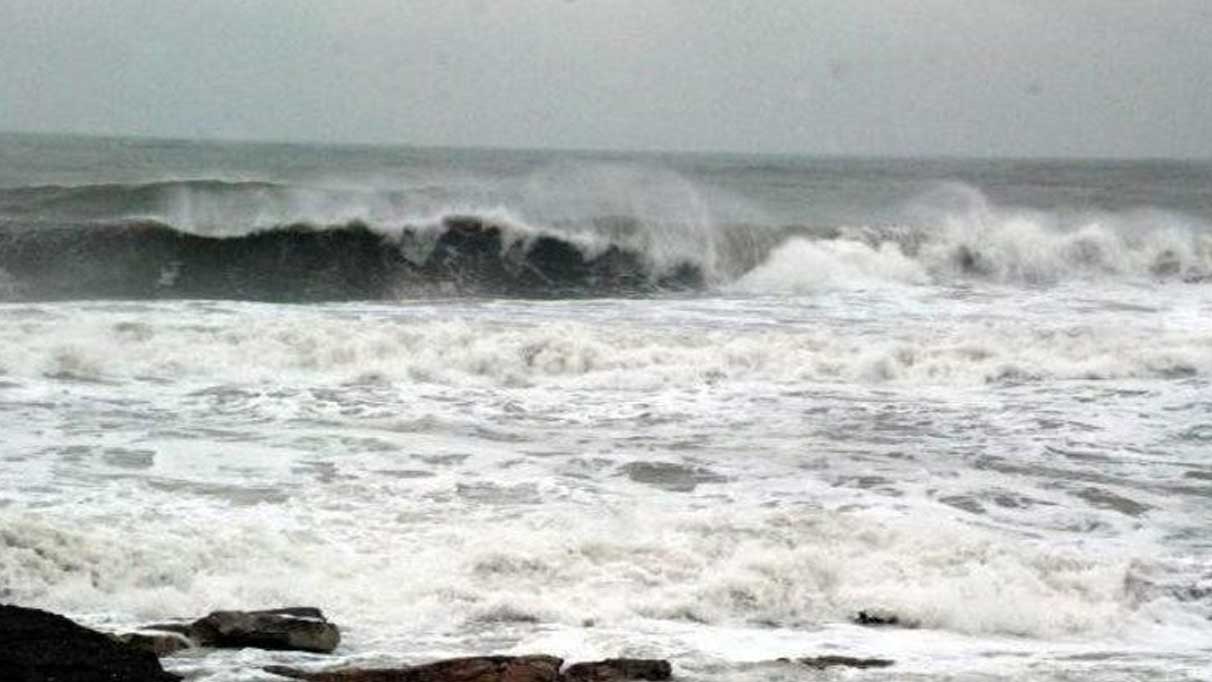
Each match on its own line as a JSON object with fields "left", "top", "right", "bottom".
{"left": 0, "top": 133, "right": 1211, "bottom": 680}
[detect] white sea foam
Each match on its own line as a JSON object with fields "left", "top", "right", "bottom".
{"left": 907, "top": 183, "right": 1212, "bottom": 283}
{"left": 730, "top": 237, "right": 929, "bottom": 292}
{"left": 1, "top": 300, "right": 1208, "bottom": 387}
{"left": 732, "top": 202, "right": 1212, "bottom": 295}
{"left": 0, "top": 501, "right": 1194, "bottom": 644}
{"left": 2, "top": 295, "right": 1209, "bottom": 680}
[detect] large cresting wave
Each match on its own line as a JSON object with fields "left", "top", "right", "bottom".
{"left": 0, "top": 216, "right": 705, "bottom": 302}
{"left": 0, "top": 176, "right": 742, "bottom": 301}
{"left": 1, "top": 178, "right": 1210, "bottom": 301}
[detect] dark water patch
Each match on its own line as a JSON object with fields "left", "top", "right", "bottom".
{"left": 666, "top": 436, "right": 711, "bottom": 452}
{"left": 42, "top": 370, "right": 115, "bottom": 385}
{"left": 143, "top": 478, "right": 289, "bottom": 505}
{"left": 186, "top": 385, "right": 264, "bottom": 400}
{"left": 835, "top": 475, "right": 893, "bottom": 490}
{"left": 1164, "top": 400, "right": 1212, "bottom": 413}
{"left": 829, "top": 474, "right": 906, "bottom": 496}
{"left": 516, "top": 448, "right": 576, "bottom": 458}
{"left": 558, "top": 457, "right": 618, "bottom": 479}
{"left": 1057, "top": 651, "right": 1136, "bottom": 662}
{"left": 111, "top": 320, "right": 154, "bottom": 341}
{"left": 992, "top": 492, "right": 1057, "bottom": 510}
{"left": 466, "top": 605, "right": 542, "bottom": 625}
{"left": 1157, "top": 363, "right": 1201, "bottom": 379}
{"left": 455, "top": 481, "right": 541, "bottom": 504}
{"left": 1183, "top": 470, "right": 1212, "bottom": 481}
{"left": 471, "top": 553, "right": 551, "bottom": 578}
{"left": 974, "top": 454, "right": 1128, "bottom": 488}
{"left": 1176, "top": 424, "right": 1212, "bottom": 442}
{"left": 375, "top": 468, "right": 435, "bottom": 479}
{"left": 291, "top": 460, "right": 352, "bottom": 483}
{"left": 290, "top": 434, "right": 400, "bottom": 454}
{"left": 414, "top": 453, "right": 471, "bottom": 466}
{"left": 469, "top": 425, "right": 529, "bottom": 443}
{"left": 378, "top": 417, "right": 525, "bottom": 443}
{"left": 1044, "top": 444, "right": 1116, "bottom": 463}
{"left": 939, "top": 494, "right": 986, "bottom": 515}
{"left": 51, "top": 445, "right": 94, "bottom": 463}
{"left": 147, "top": 426, "right": 264, "bottom": 443}
{"left": 1037, "top": 418, "right": 1103, "bottom": 433}
{"left": 101, "top": 448, "right": 155, "bottom": 469}
{"left": 1074, "top": 486, "right": 1151, "bottom": 517}
{"left": 619, "top": 461, "right": 727, "bottom": 492}
{"left": 1159, "top": 483, "right": 1212, "bottom": 499}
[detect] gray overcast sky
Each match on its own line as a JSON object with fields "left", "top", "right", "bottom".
{"left": 2, "top": 0, "right": 1210, "bottom": 157}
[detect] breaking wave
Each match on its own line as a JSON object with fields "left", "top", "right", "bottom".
{"left": 2, "top": 504, "right": 1198, "bottom": 642}
{"left": 0, "top": 216, "right": 704, "bottom": 301}
{"left": 0, "top": 175, "right": 760, "bottom": 300}
{"left": 0, "top": 178, "right": 1210, "bottom": 301}
{"left": 744, "top": 183, "right": 1212, "bottom": 292}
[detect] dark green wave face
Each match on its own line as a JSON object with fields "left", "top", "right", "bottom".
{"left": 0, "top": 215, "right": 704, "bottom": 302}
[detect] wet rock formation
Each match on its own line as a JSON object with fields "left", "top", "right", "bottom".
{"left": 264, "top": 654, "right": 564, "bottom": 682}
{"left": 790, "top": 655, "right": 895, "bottom": 670}
{"left": 263, "top": 656, "right": 674, "bottom": 682}
{"left": 562, "top": 658, "right": 672, "bottom": 681}
{"left": 853, "top": 609, "right": 903, "bottom": 627}
{"left": 0, "top": 604, "right": 180, "bottom": 682}
{"left": 145, "top": 606, "right": 339, "bottom": 653}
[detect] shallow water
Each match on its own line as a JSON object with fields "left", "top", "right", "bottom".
{"left": 3, "top": 288, "right": 1210, "bottom": 680}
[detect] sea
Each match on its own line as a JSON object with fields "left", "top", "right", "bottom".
{"left": 0, "top": 132, "right": 1210, "bottom": 681}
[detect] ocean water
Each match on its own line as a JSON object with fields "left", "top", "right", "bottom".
{"left": 1, "top": 133, "right": 1210, "bottom": 681}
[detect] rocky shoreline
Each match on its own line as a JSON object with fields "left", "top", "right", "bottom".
{"left": 0, "top": 604, "right": 895, "bottom": 681}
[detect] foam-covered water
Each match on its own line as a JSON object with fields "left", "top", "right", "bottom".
{"left": 1, "top": 134, "right": 1211, "bottom": 681}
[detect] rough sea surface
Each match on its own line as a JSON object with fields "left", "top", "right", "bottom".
{"left": 1, "top": 133, "right": 1210, "bottom": 680}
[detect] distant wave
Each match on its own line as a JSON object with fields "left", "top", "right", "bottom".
{"left": 0, "top": 179, "right": 294, "bottom": 224}
{"left": 0, "top": 179, "right": 1209, "bottom": 301}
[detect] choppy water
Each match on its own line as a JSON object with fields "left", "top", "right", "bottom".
{"left": 1, "top": 133, "right": 1210, "bottom": 680}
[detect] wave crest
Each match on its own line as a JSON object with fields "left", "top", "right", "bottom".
{"left": 0, "top": 214, "right": 704, "bottom": 301}
{"left": 1, "top": 178, "right": 1210, "bottom": 300}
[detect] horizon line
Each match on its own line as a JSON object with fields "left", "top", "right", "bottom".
{"left": 1, "top": 127, "right": 1208, "bottom": 164}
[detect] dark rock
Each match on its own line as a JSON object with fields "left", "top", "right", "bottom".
{"left": 563, "top": 658, "right": 672, "bottom": 681}
{"left": 0, "top": 604, "right": 180, "bottom": 682}
{"left": 854, "top": 609, "right": 901, "bottom": 627}
{"left": 264, "top": 655, "right": 563, "bottom": 682}
{"left": 792, "top": 655, "right": 894, "bottom": 670}
{"left": 145, "top": 607, "right": 338, "bottom": 654}
{"left": 187, "top": 607, "right": 340, "bottom": 653}
{"left": 109, "top": 630, "right": 194, "bottom": 656}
